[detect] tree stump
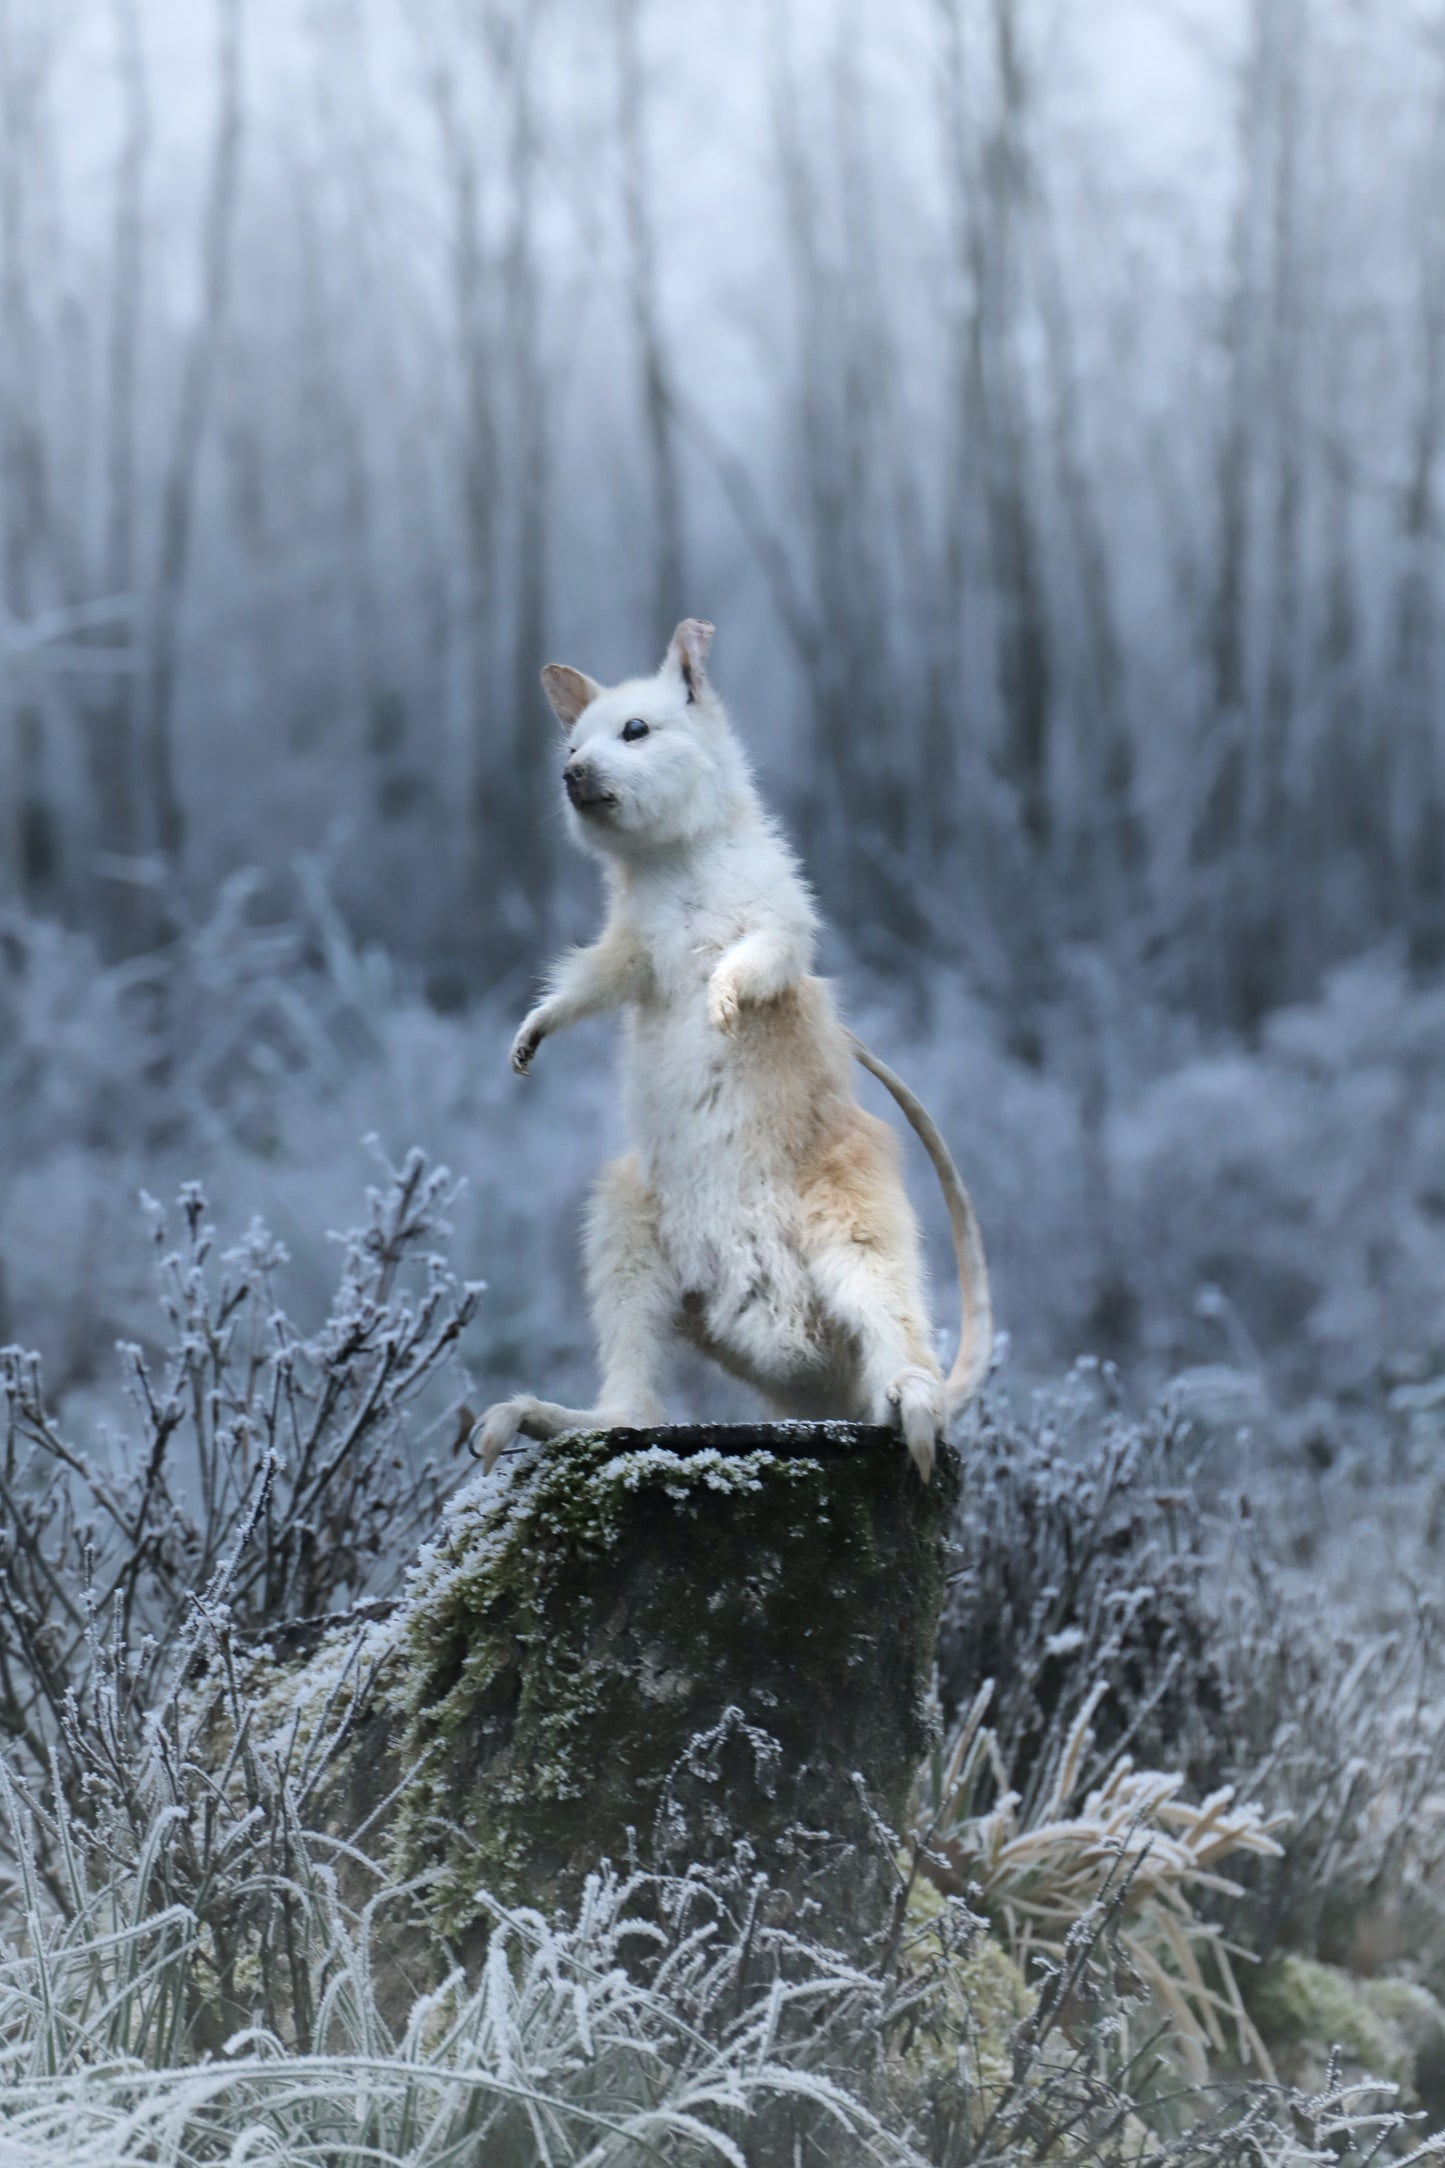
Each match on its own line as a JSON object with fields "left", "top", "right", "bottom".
{"left": 271, "top": 1424, "right": 958, "bottom": 1950}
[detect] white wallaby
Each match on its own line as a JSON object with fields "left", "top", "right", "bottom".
{"left": 475, "top": 618, "right": 992, "bottom": 1480}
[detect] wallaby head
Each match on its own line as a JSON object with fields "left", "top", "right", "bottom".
{"left": 540, "top": 618, "right": 752, "bottom": 861}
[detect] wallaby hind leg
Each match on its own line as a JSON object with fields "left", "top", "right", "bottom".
{"left": 475, "top": 1154, "right": 675, "bottom": 1472}
{"left": 802, "top": 1114, "right": 946, "bottom": 1480}
{"left": 816, "top": 1236, "right": 945, "bottom": 1480}
{"left": 584, "top": 1153, "right": 677, "bottom": 1417}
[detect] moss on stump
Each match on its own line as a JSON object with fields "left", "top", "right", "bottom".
{"left": 295, "top": 1423, "right": 957, "bottom": 1947}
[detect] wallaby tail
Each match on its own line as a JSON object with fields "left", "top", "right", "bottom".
{"left": 849, "top": 1032, "right": 993, "bottom": 1416}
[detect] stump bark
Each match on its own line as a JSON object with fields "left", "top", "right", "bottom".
{"left": 272, "top": 1423, "right": 958, "bottom": 1949}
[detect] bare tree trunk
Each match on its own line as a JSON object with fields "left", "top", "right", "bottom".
{"left": 1208, "top": 211, "right": 1253, "bottom": 732}
{"left": 1188, "top": 0, "right": 1279, "bottom": 1024}
{"left": 0, "top": 0, "right": 59, "bottom": 910}
{"left": 1261, "top": 0, "right": 1304, "bottom": 840}
{"left": 928, "top": 0, "right": 1002, "bottom": 894}
{"left": 1390, "top": 44, "right": 1445, "bottom": 953}
{"left": 499, "top": 0, "right": 551, "bottom": 920}
{"left": 284, "top": 133, "right": 381, "bottom": 778}
{"left": 80, "top": 0, "right": 149, "bottom": 947}
{"left": 968, "top": 0, "right": 1052, "bottom": 855}
{"left": 146, "top": 0, "right": 244, "bottom": 871}
{"left": 106, "top": 0, "right": 146, "bottom": 634}
{"left": 423, "top": 16, "right": 506, "bottom": 944}
{"left": 1032, "top": 187, "right": 1139, "bottom": 907}
{"left": 771, "top": 0, "right": 925, "bottom": 943}
{"left": 834, "top": 9, "right": 914, "bottom": 868}
{"left": 614, "top": 0, "right": 686, "bottom": 655}
{"left": 774, "top": 21, "right": 849, "bottom": 759}
{"left": 1194, "top": 0, "right": 1271, "bottom": 893}
{"left": 1305, "top": 383, "right": 1369, "bottom": 959}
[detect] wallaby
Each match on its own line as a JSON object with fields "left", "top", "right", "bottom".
{"left": 475, "top": 619, "right": 991, "bottom": 1480}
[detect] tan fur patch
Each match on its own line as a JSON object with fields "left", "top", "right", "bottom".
{"left": 799, "top": 1110, "right": 908, "bottom": 1254}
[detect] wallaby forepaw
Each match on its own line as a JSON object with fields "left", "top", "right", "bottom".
{"left": 707, "top": 970, "right": 741, "bottom": 1034}
{"left": 510, "top": 1019, "right": 543, "bottom": 1076}
{"left": 886, "top": 1367, "right": 945, "bottom": 1484}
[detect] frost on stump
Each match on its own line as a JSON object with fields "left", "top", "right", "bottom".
{"left": 275, "top": 1423, "right": 958, "bottom": 1949}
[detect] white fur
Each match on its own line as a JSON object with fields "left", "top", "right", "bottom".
{"left": 479, "top": 619, "right": 976, "bottom": 1479}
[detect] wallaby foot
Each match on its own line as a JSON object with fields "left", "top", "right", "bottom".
{"left": 885, "top": 1365, "right": 946, "bottom": 1483}
{"left": 473, "top": 1391, "right": 666, "bottom": 1474}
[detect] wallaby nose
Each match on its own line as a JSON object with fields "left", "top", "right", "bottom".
{"left": 563, "top": 757, "right": 616, "bottom": 814}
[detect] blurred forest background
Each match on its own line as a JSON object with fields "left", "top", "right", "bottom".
{"left": 2, "top": 0, "right": 1444, "bottom": 1430}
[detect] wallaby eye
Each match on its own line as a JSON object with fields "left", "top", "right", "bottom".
{"left": 621, "top": 718, "right": 650, "bottom": 743}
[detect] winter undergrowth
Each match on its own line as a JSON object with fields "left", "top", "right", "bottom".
{"left": 0, "top": 1146, "right": 1440, "bottom": 2161}
{"left": 2, "top": 891, "right": 1443, "bottom": 1420}
{"left": 2, "top": 901, "right": 1445, "bottom": 2158}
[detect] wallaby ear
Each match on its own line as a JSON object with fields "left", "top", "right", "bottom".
{"left": 541, "top": 663, "right": 602, "bottom": 730}
{"left": 666, "top": 618, "right": 715, "bottom": 705}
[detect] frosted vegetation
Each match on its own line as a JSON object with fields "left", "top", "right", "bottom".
{"left": 2, "top": 876, "right": 1442, "bottom": 1424}
{"left": 2, "top": 1089, "right": 1445, "bottom": 2160}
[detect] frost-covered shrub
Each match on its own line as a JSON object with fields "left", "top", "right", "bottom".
{"left": 6, "top": 894, "right": 1445, "bottom": 1422}
{"left": 1109, "top": 948, "right": 1445, "bottom": 1396}
{"left": 0, "top": 868, "right": 392, "bottom": 1165}
{"left": 912, "top": 1681, "right": 1286, "bottom": 2080}
{"left": 936, "top": 1384, "right": 1225, "bottom": 1798}
{"left": 0, "top": 873, "right": 413, "bottom": 1398}
{"left": 0, "top": 1154, "right": 479, "bottom": 1905}
{"left": 859, "top": 945, "right": 1445, "bottom": 1400}
{"left": 0, "top": 1759, "right": 1433, "bottom": 2168}
{"left": 897, "top": 1889, "right": 1439, "bottom": 2167}
{"left": 1205, "top": 1574, "right": 1445, "bottom": 1979}
{"left": 0, "top": 1140, "right": 1440, "bottom": 2158}
{"left": 936, "top": 1384, "right": 1445, "bottom": 2009}
{"left": 0, "top": 1777, "right": 918, "bottom": 2167}
{"left": 0, "top": 886, "right": 612, "bottom": 1421}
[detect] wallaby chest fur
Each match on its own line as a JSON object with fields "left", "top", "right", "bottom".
{"left": 621, "top": 836, "right": 841, "bottom": 1219}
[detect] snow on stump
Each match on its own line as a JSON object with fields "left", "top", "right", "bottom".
{"left": 288, "top": 1423, "right": 957, "bottom": 1950}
